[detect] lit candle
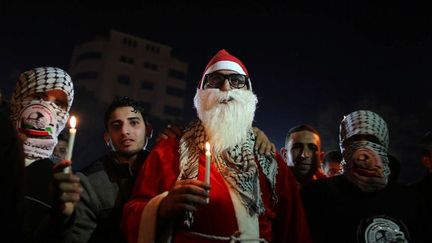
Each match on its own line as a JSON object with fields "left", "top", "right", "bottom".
{"left": 205, "top": 142, "right": 211, "bottom": 184}
{"left": 64, "top": 116, "right": 77, "bottom": 173}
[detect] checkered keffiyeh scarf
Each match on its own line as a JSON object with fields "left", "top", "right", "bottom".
{"left": 178, "top": 119, "right": 278, "bottom": 216}
{"left": 10, "top": 67, "right": 74, "bottom": 135}
{"left": 339, "top": 110, "right": 390, "bottom": 179}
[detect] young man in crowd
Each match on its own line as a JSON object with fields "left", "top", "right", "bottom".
{"left": 64, "top": 97, "right": 152, "bottom": 242}
{"left": 281, "top": 124, "right": 326, "bottom": 188}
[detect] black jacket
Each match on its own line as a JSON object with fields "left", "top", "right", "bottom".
{"left": 23, "top": 158, "right": 68, "bottom": 243}
{"left": 65, "top": 150, "right": 148, "bottom": 243}
{"left": 301, "top": 175, "right": 427, "bottom": 243}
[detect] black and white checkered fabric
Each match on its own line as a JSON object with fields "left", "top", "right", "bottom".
{"left": 339, "top": 110, "right": 390, "bottom": 178}
{"left": 339, "top": 110, "right": 389, "bottom": 149}
{"left": 10, "top": 67, "right": 74, "bottom": 135}
{"left": 178, "top": 119, "right": 278, "bottom": 217}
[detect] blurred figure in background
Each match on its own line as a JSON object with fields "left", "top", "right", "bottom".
{"left": 387, "top": 153, "right": 401, "bottom": 183}
{"left": 53, "top": 131, "right": 69, "bottom": 160}
{"left": 409, "top": 130, "right": 432, "bottom": 241}
{"left": 322, "top": 149, "right": 343, "bottom": 177}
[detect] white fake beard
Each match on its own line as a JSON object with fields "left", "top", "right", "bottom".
{"left": 194, "top": 89, "right": 258, "bottom": 154}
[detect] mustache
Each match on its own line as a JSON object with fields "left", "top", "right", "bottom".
{"left": 219, "top": 97, "right": 234, "bottom": 104}
{"left": 211, "top": 90, "right": 250, "bottom": 106}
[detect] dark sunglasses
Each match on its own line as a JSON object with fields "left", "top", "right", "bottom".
{"left": 204, "top": 73, "right": 249, "bottom": 89}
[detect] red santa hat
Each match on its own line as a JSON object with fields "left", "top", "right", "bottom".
{"left": 198, "top": 49, "right": 251, "bottom": 89}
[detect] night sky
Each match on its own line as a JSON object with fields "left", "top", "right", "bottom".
{"left": 1, "top": 1, "right": 431, "bottom": 183}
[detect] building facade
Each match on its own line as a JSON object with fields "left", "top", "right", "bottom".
{"left": 69, "top": 30, "right": 188, "bottom": 122}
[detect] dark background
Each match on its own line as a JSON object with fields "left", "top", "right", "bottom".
{"left": 1, "top": 1, "right": 431, "bottom": 183}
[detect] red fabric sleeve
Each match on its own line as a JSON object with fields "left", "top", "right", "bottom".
{"left": 121, "top": 137, "right": 239, "bottom": 243}
{"left": 122, "top": 140, "right": 311, "bottom": 243}
{"left": 271, "top": 152, "right": 312, "bottom": 243}
{"left": 121, "top": 138, "right": 180, "bottom": 243}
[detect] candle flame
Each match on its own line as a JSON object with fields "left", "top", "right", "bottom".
{"left": 205, "top": 142, "right": 210, "bottom": 152}
{"left": 69, "top": 116, "right": 77, "bottom": 128}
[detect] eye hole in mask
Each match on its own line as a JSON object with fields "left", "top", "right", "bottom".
{"left": 30, "top": 91, "right": 68, "bottom": 111}
{"left": 342, "top": 134, "right": 382, "bottom": 148}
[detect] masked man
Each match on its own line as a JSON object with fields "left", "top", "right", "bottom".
{"left": 301, "top": 110, "right": 426, "bottom": 243}
{"left": 121, "top": 49, "right": 311, "bottom": 243}
{"left": 10, "top": 67, "right": 82, "bottom": 242}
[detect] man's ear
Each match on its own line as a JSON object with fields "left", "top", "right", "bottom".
{"left": 104, "top": 132, "right": 111, "bottom": 147}
{"left": 280, "top": 147, "right": 287, "bottom": 162}
{"left": 318, "top": 150, "right": 325, "bottom": 163}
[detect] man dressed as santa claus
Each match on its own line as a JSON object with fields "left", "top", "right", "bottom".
{"left": 121, "top": 49, "right": 311, "bottom": 243}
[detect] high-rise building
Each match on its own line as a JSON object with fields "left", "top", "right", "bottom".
{"left": 69, "top": 29, "right": 188, "bottom": 122}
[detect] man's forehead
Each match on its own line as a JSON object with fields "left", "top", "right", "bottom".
{"left": 290, "top": 130, "right": 320, "bottom": 142}
{"left": 109, "top": 106, "right": 143, "bottom": 121}
{"left": 57, "top": 140, "right": 68, "bottom": 147}
{"left": 32, "top": 89, "right": 67, "bottom": 99}
{"left": 47, "top": 89, "right": 68, "bottom": 99}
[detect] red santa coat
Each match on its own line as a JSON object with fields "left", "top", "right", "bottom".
{"left": 121, "top": 137, "right": 311, "bottom": 243}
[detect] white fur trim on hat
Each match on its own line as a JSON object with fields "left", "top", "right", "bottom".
{"left": 204, "top": 60, "right": 247, "bottom": 75}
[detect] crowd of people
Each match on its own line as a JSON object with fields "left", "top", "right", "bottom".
{"left": 0, "top": 49, "right": 430, "bottom": 243}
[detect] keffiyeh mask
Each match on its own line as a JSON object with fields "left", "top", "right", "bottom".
{"left": 10, "top": 67, "right": 74, "bottom": 164}
{"left": 339, "top": 110, "right": 390, "bottom": 192}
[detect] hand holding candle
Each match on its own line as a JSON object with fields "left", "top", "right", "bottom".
{"left": 64, "top": 116, "right": 77, "bottom": 173}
